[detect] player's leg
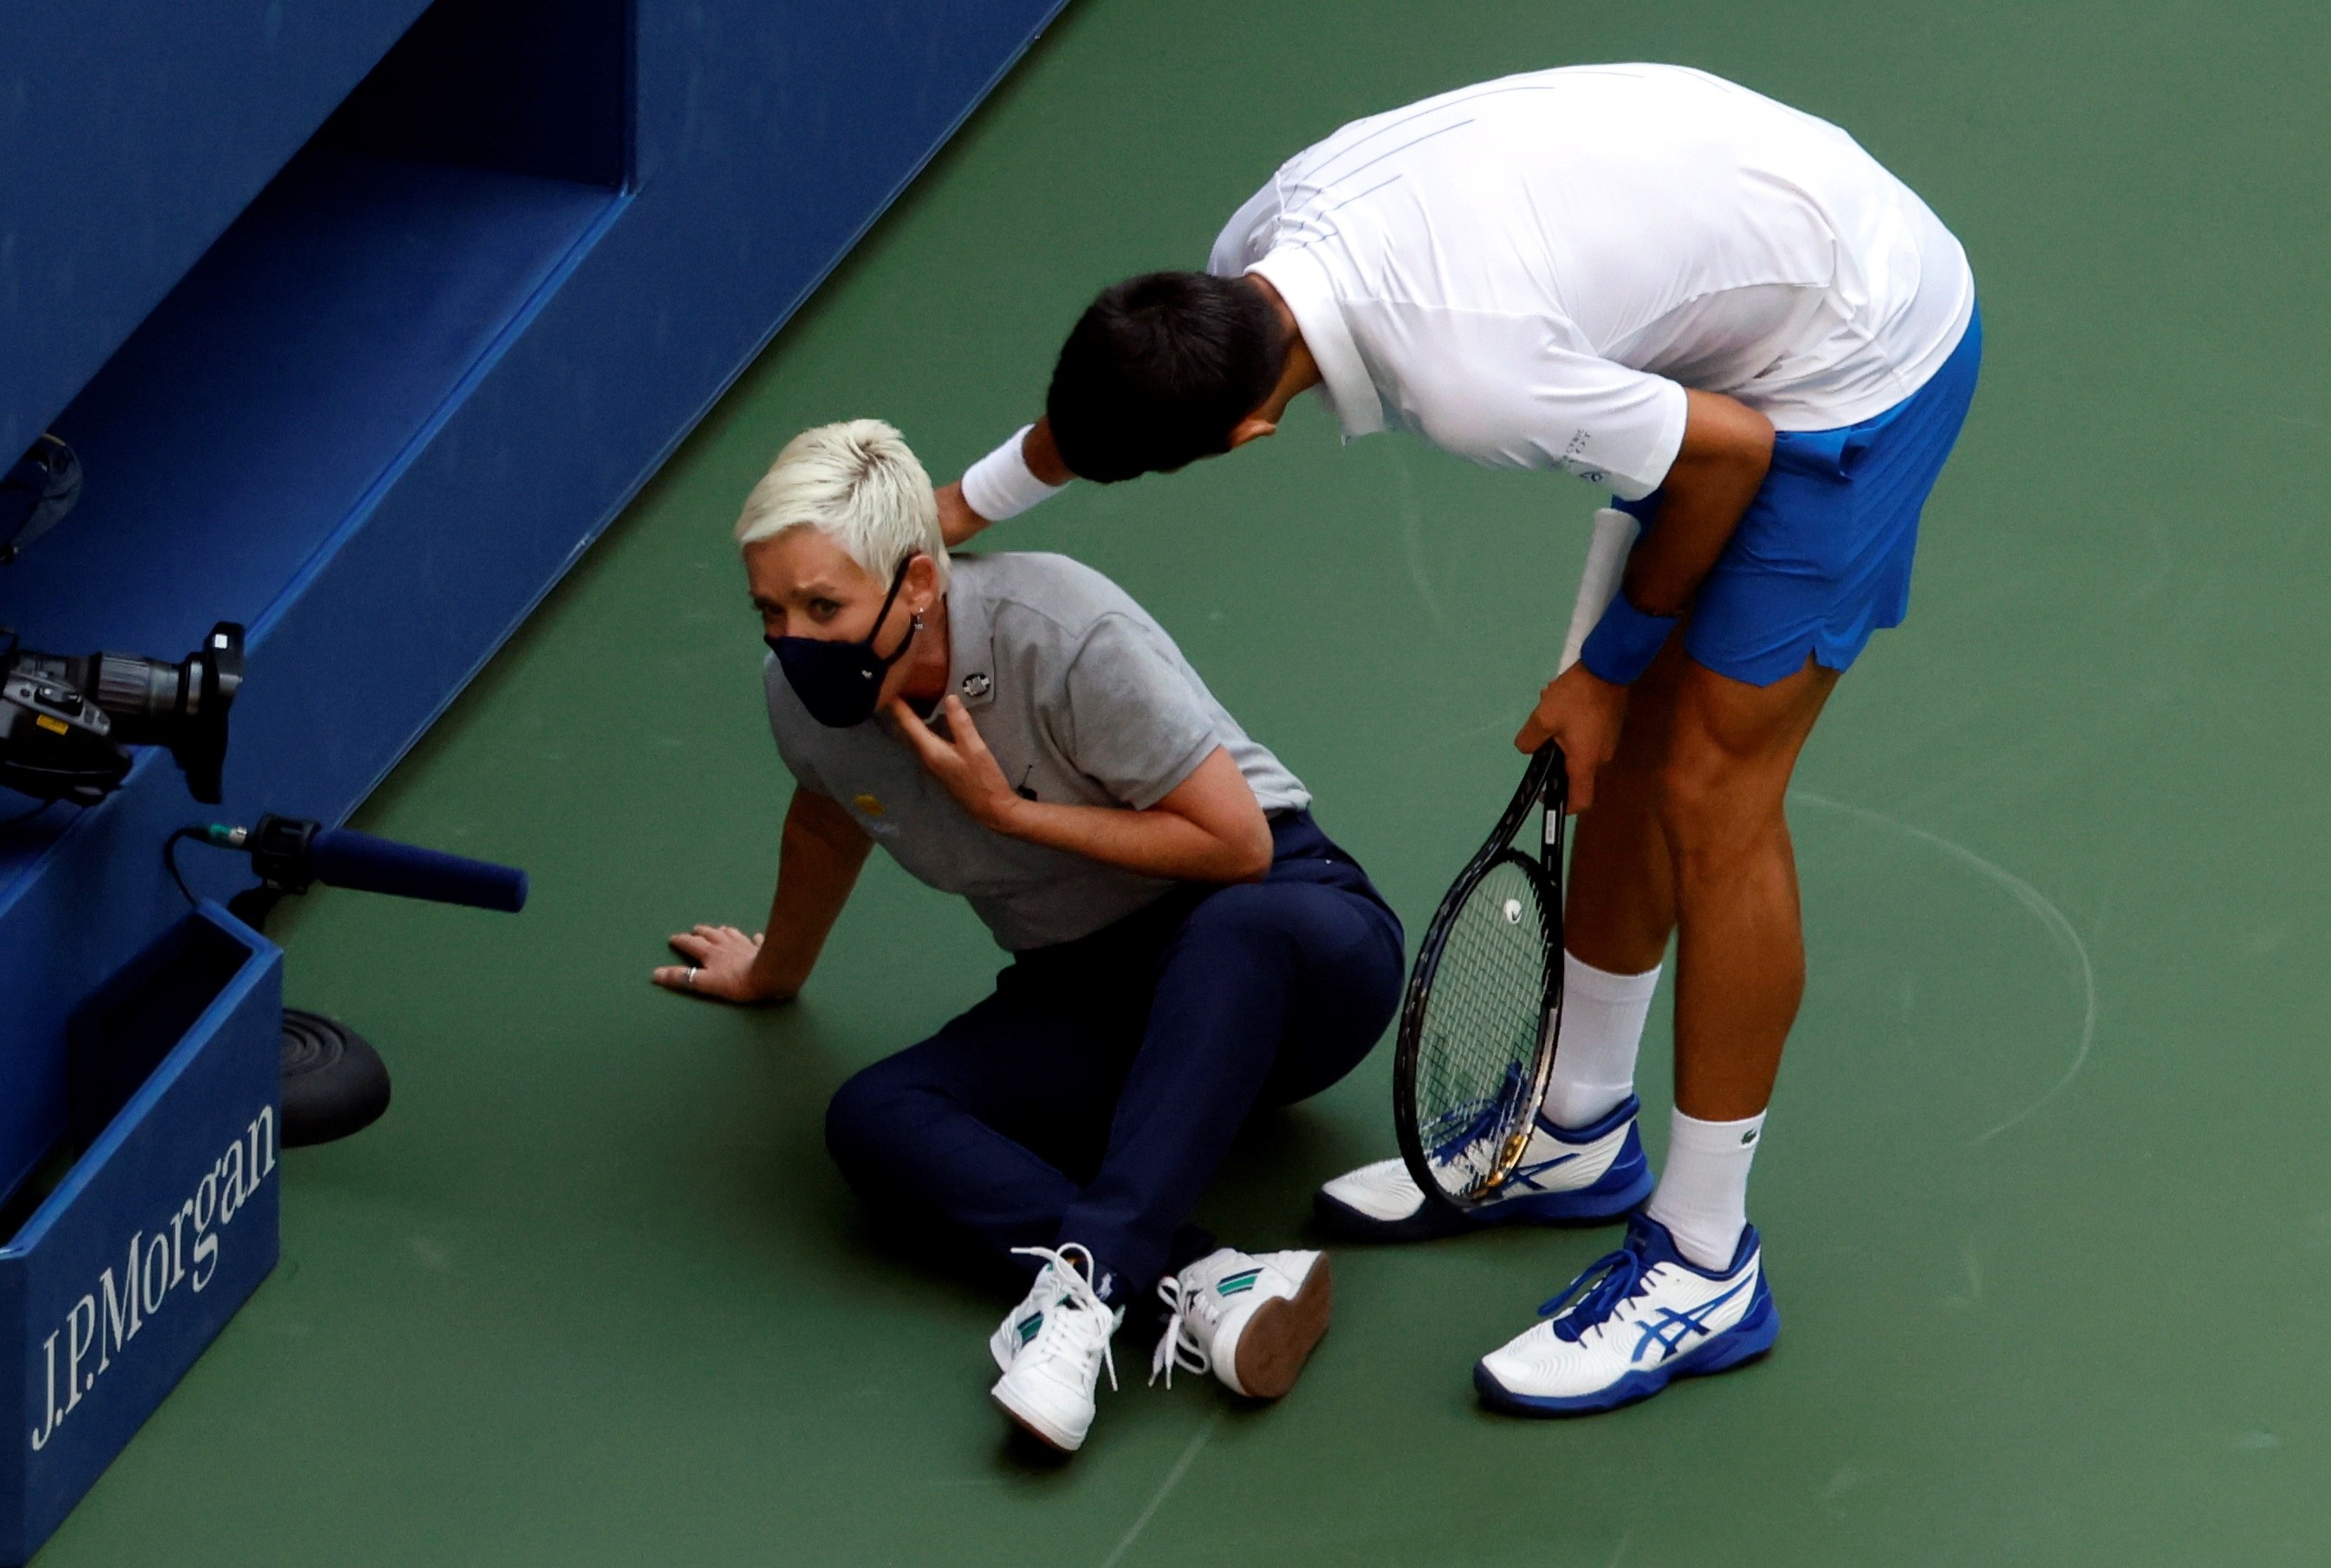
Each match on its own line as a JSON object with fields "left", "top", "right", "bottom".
{"left": 1471, "top": 653, "right": 1828, "bottom": 1416}
{"left": 1636, "top": 650, "right": 1835, "bottom": 1265}
{"left": 1534, "top": 630, "right": 1689, "bottom": 1126}
{"left": 1562, "top": 629, "right": 1685, "bottom": 974}
{"left": 1659, "top": 653, "right": 1835, "bottom": 1121}
{"left": 1475, "top": 307, "right": 1981, "bottom": 1416}
{"left": 1313, "top": 640, "right": 1688, "bottom": 1242}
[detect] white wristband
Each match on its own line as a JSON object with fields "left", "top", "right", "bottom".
{"left": 959, "top": 425, "right": 1069, "bottom": 523}
{"left": 1558, "top": 508, "right": 1641, "bottom": 673}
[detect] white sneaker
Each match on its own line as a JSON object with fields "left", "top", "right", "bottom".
{"left": 990, "top": 1244, "right": 1122, "bottom": 1452}
{"left": 1473, "top": 1214, "right": 1778, "bottom": 1416}
{"left": 1150, "top": 1248, "right": 1333, "bottom": 1399}
{"left": 1314, "top": 1094, "right": 1655, "bottom": 1241}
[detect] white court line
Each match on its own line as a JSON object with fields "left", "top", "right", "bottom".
{"left": 1790, "top": 791, "right": 2098, "bottom": 1145}
{"left": 1097, "top": 1407, "right": 1226, "bottom": 1568}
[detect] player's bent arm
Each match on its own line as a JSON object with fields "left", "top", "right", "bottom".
{"left": 938, "top": 419, "right": 1075, "bottom": 546}
{"left": 1622, "top": 389, "right": 1774, "bottom": 617}
{"left": 1513, "top": 392, "right": 1771, "bottom": 787}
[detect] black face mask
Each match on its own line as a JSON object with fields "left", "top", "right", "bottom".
{"left": 767, "top": 558, "right": 921, "bottom": 728}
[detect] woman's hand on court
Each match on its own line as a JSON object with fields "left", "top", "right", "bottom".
{"left": 653, "top": 923, "right": 790, "bottom": 1004}
{"left": 1514, "top": 664, "right": 1628, "bottom": 812}
{"left": 889, "top": 695, "right": 1026, "bottom": 832}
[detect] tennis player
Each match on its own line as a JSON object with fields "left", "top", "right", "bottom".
{"left": 934, "top": 64, "right": 1981, "bottom": 1414}
{"left": 653, "top": 421, "right": 1404, "bottom": 1452}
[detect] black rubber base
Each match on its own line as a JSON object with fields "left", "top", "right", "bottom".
{"left": 280, "top": 1008, "right": 393, "bottom": 1147}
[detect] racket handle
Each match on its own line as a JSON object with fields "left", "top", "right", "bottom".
{"left": 1557, "top": 509, "right": 1640, "bottom": 673}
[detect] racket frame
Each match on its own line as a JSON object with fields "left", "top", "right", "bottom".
{"left": 1392, "top": 743, "right": 1569, "bottom": 1213}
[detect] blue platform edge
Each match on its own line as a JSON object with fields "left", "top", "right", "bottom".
{"left": 0, "top": 0, "right": 1076, "bottom": 1201}
{"left": 0, "top": 903, "right": 282, "bottom": 1567}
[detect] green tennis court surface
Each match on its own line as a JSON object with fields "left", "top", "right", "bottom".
{"left": 39, "top": 0, "right": 2331, "bottom": 1562}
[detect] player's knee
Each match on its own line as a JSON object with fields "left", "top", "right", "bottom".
{"left": 1652, "top": 747, "right": 1776, "bottom": 863}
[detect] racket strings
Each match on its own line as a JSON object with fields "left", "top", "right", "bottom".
{"left": 1412, "top": 857, "right": 1553, "bottom": 1195}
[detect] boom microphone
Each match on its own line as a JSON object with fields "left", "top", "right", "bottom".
{"left": 306, "top": 826, "right": 528, "bottom": 912}
{"left": 190, "top": 813, "right": 529, "bottom": 913}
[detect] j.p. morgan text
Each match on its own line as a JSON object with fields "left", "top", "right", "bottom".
{"left": 26, "top": 1106, "right": 276, "bottom": 1453}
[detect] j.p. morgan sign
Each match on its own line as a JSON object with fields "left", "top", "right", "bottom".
{"left": 26, "top": 1106, "right": 276, "bottom": 1454}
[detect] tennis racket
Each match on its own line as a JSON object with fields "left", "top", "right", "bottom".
{"left": 1391, "top": 742, "right": 1568, "bottom": 1213}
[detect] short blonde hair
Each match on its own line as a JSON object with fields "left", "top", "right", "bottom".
{"left": 735, "top": 418, "right": 949, "bottom": 587}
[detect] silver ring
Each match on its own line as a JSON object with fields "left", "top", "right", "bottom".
{"left": 685, "top": 966, "right": 699, "bottom": 988}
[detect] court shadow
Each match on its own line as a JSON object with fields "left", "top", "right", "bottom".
{"left": 995, "top": 1423, "right": 1078, "bottom": 1474}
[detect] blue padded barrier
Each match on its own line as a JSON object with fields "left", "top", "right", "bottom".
{"left": 1, "top": 0, "right": 1070, "bottom": 1195}
{"left": 0, "top": 3, "right": 1068, "bottom": 1547}
{"left": 0, "top": 144, "right": 627, "bottom": 1198}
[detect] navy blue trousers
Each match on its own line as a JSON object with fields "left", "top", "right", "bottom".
{"left": 824, "top": 813, "right": 1405, "bottom": 1301}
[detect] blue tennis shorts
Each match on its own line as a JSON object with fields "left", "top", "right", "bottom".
{"left": 1618, "top": 303, "right": 1984, "bottom": 687}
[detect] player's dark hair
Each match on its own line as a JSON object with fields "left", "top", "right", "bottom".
{"left": 1044, "top": 271, "right": 1287, "bottom": 483}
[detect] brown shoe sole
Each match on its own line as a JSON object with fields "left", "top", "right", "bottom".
{"left": 1231, "top": 1254, "right": 1334, "bottom": 1399}
{"left": 990, "top": 1383, "right": 1085, "bottom": 1453}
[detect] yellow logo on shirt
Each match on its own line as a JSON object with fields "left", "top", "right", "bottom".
{"left": 854, "top": 794, "right": 884, "bottom": 817}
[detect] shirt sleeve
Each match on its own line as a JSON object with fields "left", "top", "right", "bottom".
{"left": 1055, "top": 614, "right": 1224, "bottom": 811}
{"left": 1373, "top": 306, "right": 1690, "bottom": 500}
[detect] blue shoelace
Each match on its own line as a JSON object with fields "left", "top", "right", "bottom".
{"left": 1537, "top": 1238, "right": 1647, "bottom": 1343}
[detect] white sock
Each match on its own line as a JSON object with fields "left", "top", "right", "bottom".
{"left": 1646, "top": 1109, "right": 1766, "bottom": 1270}
{"left": 1539, "top": 954, "right": 1661, "bottom": 1130}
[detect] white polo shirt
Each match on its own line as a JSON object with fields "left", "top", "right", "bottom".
{"left": 1208, "top": 63, "right": 1976, "bottom": 499}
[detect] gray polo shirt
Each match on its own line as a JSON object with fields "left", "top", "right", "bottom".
{"left": 763, "top": 552, "right": 1310, "bottom": 951}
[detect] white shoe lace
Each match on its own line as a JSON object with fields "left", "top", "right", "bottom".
{"left": 1147, "top": 1273, "right": 1223, "bottom": 1388}
{"left": 1009, "top": 1244, "right": 1119, "bottom": 1392}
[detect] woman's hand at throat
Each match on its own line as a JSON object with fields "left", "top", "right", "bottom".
{"left": 889, "top": 694, "right": 1029, "bottom": 833}
{"left": 890, "top": 695, "right": 1272, "bottom": 883}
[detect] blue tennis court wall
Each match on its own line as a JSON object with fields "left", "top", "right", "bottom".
{"left": 1, "top": 0, "right": 1072, "bottom": 1189}
{"left": 0, "top": 0, "right": 1066, "bottom": 1552}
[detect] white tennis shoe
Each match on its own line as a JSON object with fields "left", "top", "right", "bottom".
{"left": 1314, "top": 1094, "right": 1655, "bottom": 1241}
{"left": 990, "top": 1243, "right": 1122, "bottom": 1451}
{"left": 1150, "top": 1248, "right": 1333, "bottom": 1398}
{"left": 1473, "top": 1214, "right": 1778, "bottom": 1415}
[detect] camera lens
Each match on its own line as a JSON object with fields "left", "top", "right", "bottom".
{"left": 75, "top": 623, "right": 243, "bottom": 802}
{"left": 1, "top": 622, "right": 243, "bottom": 806}
{"left": 86, "top": 653, "right": 187, "bottom": 742}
